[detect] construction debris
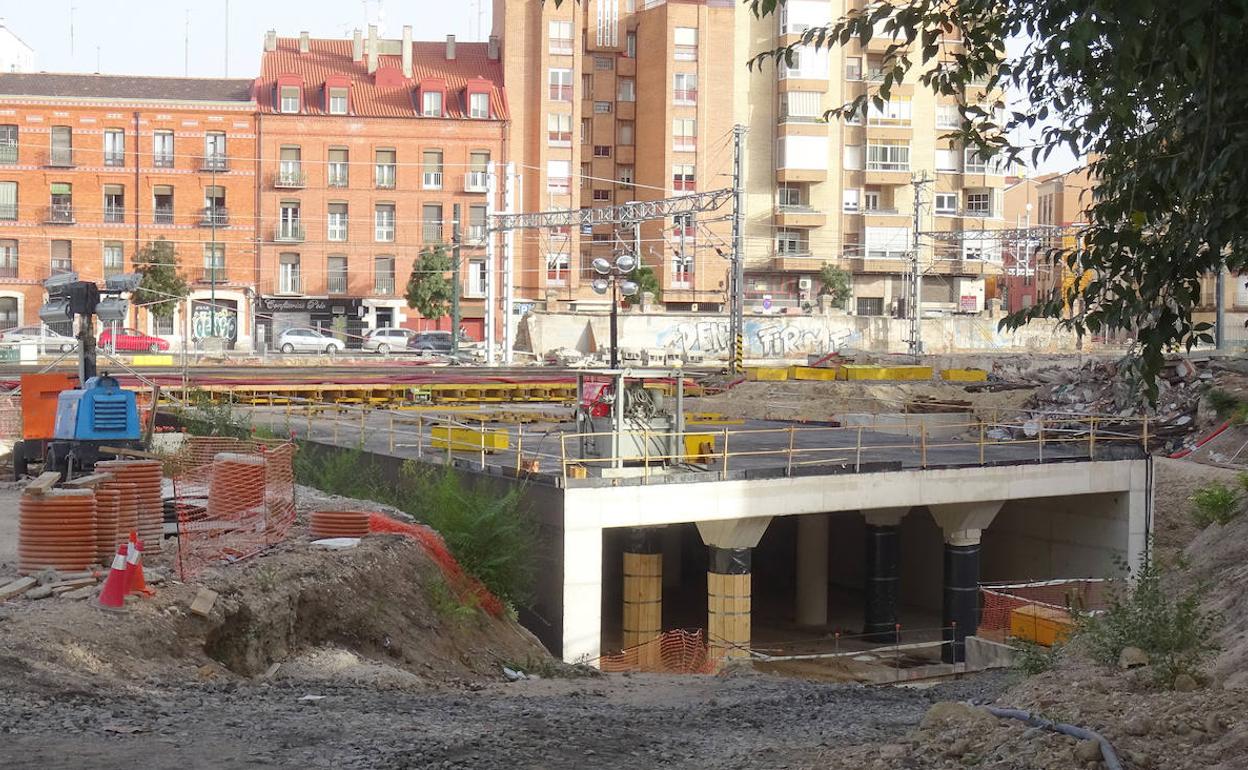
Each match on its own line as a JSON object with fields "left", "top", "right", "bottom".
{"left": 189, "top": 587, "right": 219, "bottom": 617}
{"left": 0, "top": 576, "right": 37, "bottom": 600}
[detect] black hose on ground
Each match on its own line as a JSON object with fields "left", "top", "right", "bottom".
{"left": 984, "top": 706, "right": 1123, "bottom": 770}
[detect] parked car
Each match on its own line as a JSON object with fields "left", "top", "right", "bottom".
{"left": 99, "top": 328, "right": 170, "bottom": 353}
{"left": 362, "top": 327, "right": 416, "bottom": 355}
{"left": 0, "top": 325, "right": 78, "bottom": 352}
{"left": 407, "top": 330, "right": 455, "bottom": 354}
{"left": 275, "top": 327, "right": 344, "bottom": 355}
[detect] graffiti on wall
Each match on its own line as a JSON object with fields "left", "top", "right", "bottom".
{"left": 657, "top": 318, "right": 860, "bottom": 358}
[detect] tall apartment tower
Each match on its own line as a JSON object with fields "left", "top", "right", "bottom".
{"left": 494, "top": 0, "right": 737, "bottom": 313}
{"left": 738, "top": 1, "right": 1008, "bottom": 317}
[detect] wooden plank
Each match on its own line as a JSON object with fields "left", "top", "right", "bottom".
{"left": 61, "top": 472, "right": 116, "bottom": 489}
{"left": 24, "top": 471, "right": 62, "bottom": 496}
{"left": 99, "top": 446, "right": 167, "bottom": 460}
{"left": 0, "top": 577, "right": 38, "bottom": 601}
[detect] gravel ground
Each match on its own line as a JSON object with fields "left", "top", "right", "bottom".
{"left": 0, "top": 669, "right": 1014, "bottom": 770}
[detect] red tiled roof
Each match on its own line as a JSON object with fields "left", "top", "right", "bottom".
{"left": 257, "top": 38, "right": 507, "bottom": 120}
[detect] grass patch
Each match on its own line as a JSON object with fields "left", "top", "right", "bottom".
{"left": 1189, "top": 481, "right": 1242, "bottom": 527}
{"left": 1205, "top": 388, "right": 1248, "bottom": 422}
{"left": 425, "top": 576, "right": 481, "bottom": 627}
{"left": 1014, "top": 640, "right": 1062, "bottom": 676}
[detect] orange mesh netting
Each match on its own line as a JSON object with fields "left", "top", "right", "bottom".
{"left": 599, "top": 629, "right": 722, "bottom": 674}
{"left": 174, "top": 441, "right": 297, "bottom": 579}
{"left": 978, "top": 579, "right": 1109, "bottom": 642}
{"left": 367, "top": 512, "right": 505, "bottom": 618}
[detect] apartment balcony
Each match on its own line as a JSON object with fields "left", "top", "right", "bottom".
{"left": 464, "top": 171, "right": 489, "bottom": 193}
{"left": 153, "top": 207, "right": 175, "bottom": 225}
{"left": 422, "top": 171, "right": 443, "bottom": 190}
{"left": 198, "top": 267, "right": 228, "bottom": 284}
{"left": 0, "top": 204, "right": 16, "bottom": 221}
{"left": 153, "top": 154, "right": 176, "bottom": 169}
{"left": 548, "top": 84, "right": 573, "bottom": 102}
{"left": 864, "top": 165, "right": 912, "bottom": 186}
{"left": 103, "top": 206, "right": 126, "bottom": 224}
{"left": 373, "top": 276, "right": 396, "bottom": 296}
{"left": 43, "top": 204, "right": 75, "bottom": 225}
{"left": 277, "top": 275, "right": 302, "bottom": 295}
{"left": 327, "top": 273, "right": 349, "bottom": 295}
{"left": 775, "top": 204, "right": 826, "bottom": 228}
{"left": 0, "top": 143, "right": 16, "bottom": 164}
{"left": 776, "top": 167, "right": 827, "bottom": 184}
{"left": 199, "top": 207, "right": 229, "bottom": 227}
{"left": 466, "top": 224, "right": 487, "bottom": 246}
{"left": 673, "top": 89, "right": 698, "bottom": 105}
{"left": 549, "top": 39, "right": 574, "bottom": 56}
{"left": 200, "top": 154, "right": 229, "bottom": 172}
{"left": 274, "top": 223, "right": 306, "bottom": 243}
{"left": 46, "top": 149, "right": 74, "bottom": 168}
{"left": 375, "top": 168, "right": 396, "bottom": 189}
{"left": 328, "top": 170, "right": 349, "bottom": 188}
{"left": 274, "top": 168, "right": 306, "bottom": 189}
{"left": 104, "top": 153, "right": 125, "bottom": 168}
{"left": 0, "top": 264, "right": 18, "bottom": 279}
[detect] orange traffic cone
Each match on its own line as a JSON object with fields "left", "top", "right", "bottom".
{"left": 96, "top": 544, "right": 130, "bottom": 610}
{"left": 126, "top": 534, "right": 154, "bottom": 597}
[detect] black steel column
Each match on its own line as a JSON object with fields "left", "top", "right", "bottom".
{"left": 942, "top": 542, "right": 980, "bottom": 663}
{"left": 708, "top": 546, "right": 751, "bottom": 576}
{"left": 625, "top": 527, "right": 660, "bottom": 555}
{"left": 863, "top": 524, "right": 900, "bottom": 641}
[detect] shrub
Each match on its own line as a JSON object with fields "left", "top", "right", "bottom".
{"left": 1014, "top": 640, "right": 1061, "bottom": 676}
{"left": 1189, "top": 482, "right": 1242, "bottom": 527}
{"left": 1205, "top": 388, "right": 1245, "bottom": 421}
{"left": 1076, "top": 556, "right": 1220, "bottom": 688}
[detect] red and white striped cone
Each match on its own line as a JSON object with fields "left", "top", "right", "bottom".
{"left": 95, "top": 545, "right": 130, "bottom": 610}
{"left": 125, "top": 534, "right": 154, "bottom": 597}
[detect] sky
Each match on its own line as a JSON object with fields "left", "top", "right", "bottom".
{"left": 1, "top": 0, "right": 1074, "bottom": 174}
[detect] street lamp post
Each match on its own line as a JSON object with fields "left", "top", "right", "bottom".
{"left": 591, "top": 254, "right": 638, "bottom": 368}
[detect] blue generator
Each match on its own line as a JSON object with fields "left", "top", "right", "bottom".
{"left": 47, "top": 375, "right": 142, "bottom": 476}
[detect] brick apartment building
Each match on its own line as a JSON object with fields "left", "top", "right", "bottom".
{"left": 493, "top": 0, "right": 738, "bottom": 314}
{"left": 254, "top": 28, "right": 507, "bottom": 345}
{"left": 0, "top": 73, "right": 258, "bottom": 347}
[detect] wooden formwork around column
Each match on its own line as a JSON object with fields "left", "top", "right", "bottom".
{"left": 622, "top": 552, "right": 663, "bottom": 667}
{"left": 708, "top": 571, "right": 751, "bottom": 659}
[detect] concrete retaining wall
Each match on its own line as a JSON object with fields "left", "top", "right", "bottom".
{"left": 519, "top": 310, "right": 1111, "bottom": 360}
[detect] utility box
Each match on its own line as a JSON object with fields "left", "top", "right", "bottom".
{"left": 1009, "top": 603, "right": 1074, "bottom": 647}
{"left": 21, "top": 373, "right": 77, "bottom": 440}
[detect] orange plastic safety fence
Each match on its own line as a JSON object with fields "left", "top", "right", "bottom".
{"left": 0, "top": 391, "right": 20, "bottom": 443}
{"left": 599, "top": 629, "right": 722, "bottom": 674}
{"left": 367, "top": 512, "right": 505, "bottom": 618}
{"left": 174, "top": 441, "right": 297, "bottom": 579}
{"left": 977, "top": 579, "right": 1109, "bottom": 642}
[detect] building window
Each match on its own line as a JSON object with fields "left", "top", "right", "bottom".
{"left": 50, "top": 126, "right": 72, "bottom": 167}
{"left": 866, "top": 141, "right": 910, "bottom": 172}
{"left": 278, "top": 201, "right": 303, "bottom": 241}
{"left": 51, "top": 240, "right": 72, "bottom": 274}
{"left": 204, "top": 132, "right": 227, "bottom": 170}
{"left": 328, "top": 86, "right": 349, "bottom": 115}
{"left": 780, "top": 91, "right": 821, "bottom": 124}
{"left": 467, "top": 151, "right": 490, "bottom": 191}
{"left": 327, "top": 255, "right": 348, "bottom": 294}
{"left": 467, "top": 259, "right": 487, "bottom": 298}
{"left": 672, "top": 163, "right": 695, "bottom": 193}
{"left": 581, "top": 118, "right": 592, "bottom": 144}
{"left": 868, "top": 99, "right": 912, "bottom": 126}
{"left": 674, "top": 73, "right": 697, "bottom": 104}
{"left": 153, "top": 186, "right": 173, "bottom": 224}
{"left": 935, "top": 147, "right": 959, "bottom": 172}
{"left": 0, "top": 124, "right": 15, "bottom": 164}
{"left": 593, "top": 55, "right": 614, "bottom": 71}
{"left": 842, "top": 189, "right": 859, "bottom": 213}
{"left": 547, "top": 252, "right": 569, "bottom": 282}
{"left": 204, "top": 185, "right": 226, "bottom": 225}
{"left": 778, "top": 184, "right": 803, "bottom": 209}
{"left": 618, "top": 121, "right": 634, "bottom": 145}
{"left": 593, "top": 145, "right": 611, "bottom": 158}
{"left": 102, "top": 242, "right": 124, "bottom": 277}
{"left": 625, "top": 31, "right": 637, "bottom": 59}
{"left": 280, "top": 85, "right": 301, "bottom": 114}
{"left": 422, "top": 89, "right": 444, "bottom": 117}
{"left": 593, "top": 101, "right": 613, "bottom": 114}
{"left": 0, "top": 181, "right": 15, "bottom": 220}
{"left": 48, "top": 182, "right": 73, "bottom": 223}
{"left": 203, "top": 243, "right": 225, "bottom": 282}
{"left": 328, "top": 148, "right": 349, "bottom": 187}
{"left": 278, "top": 253, "right": 301, "bottom": 293}
{"left": 857, "top": 296, "right": 885, "bottom": 316}
{"left": 592, "top": 189, "right": 610, "bottom": 202}
{"left": 104, "top": 129, "right": 125, "bottom": 166}
{"left": 965, "top": 192, "right": 991, "bottom": 215}
{"left": 935, "top": 193, "right": 958, "bottom": 214}
{"left": 548, "top": 113, "right": 573, "bottom": 146}
{"left": 673, "top": 118, "right": 696, "bottom": 151}
{"left": 937, "top": 102, "right": 961, "bottom": 129}
{"left": 374, "top": 256, "right": 395, "bottom": 295}
{"left": 674, "top": 27, "right": 697, "bottom": 60}
{"left": 617, "top": 165, "right": 634, "bottom": 186}
{"left": 422, "top": 149, "right": 443, "bottom": 189}
{"left": 549, "top": 20, "right": 574, "bottom": 54}
{"left": 549, "top": 69, "right": 573, "bottom": 101}
{"left": 153, "top": 131, "right": 174, "bottom": 168}
{"left": 863, "top": 190, "right": 882, "bottom": 211}
{"left": 547, "top": 160, "right": 571, "bottom": 194}
{"left": 328, "top": 203, "right": 348, "bottom": 241}
{"left": 375, "top": 149, "right": 396, "bottom": 188}
{"left": 468, "top": 204, "right": 487, "bottom": 244}
{"left": 374, "top": 204, "right": 396, "bottom": 242}
{"left": 776, "top": 229, "right": 804, "bottom": 255}
{"left": 278, "top": 146, "right": 304, "bottom": 187}
{"left": 0, "top": 239, "right": 17, "bottom": 278}
{"left": 422, "top": 203, "right": 443, "bottom": 244}
{"left": 617, "top": 77, "right": 635, "bottom": 102}
{"left": 845, "top": 56, "right": 862, "bottom": 81}
{"left": 103, "top": 185, "right": 125, "bottom": 223}
{"left": 468, "top": 92, "right": 490, "bottom": 119}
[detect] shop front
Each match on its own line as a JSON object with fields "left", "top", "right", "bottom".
{"left": 255, "top": 296, "right": 367, "bottom": 350}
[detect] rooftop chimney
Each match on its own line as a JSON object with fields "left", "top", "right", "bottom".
{"left": 402, "top": 25, "right": 413, "bottom": 78}
{"left": 298, "top": 31, "right": 310, "bottom": 54}
{"left": 446, "top": 34, "right": 456, "bottom": 61}
{"left": 366, "top": 25, "right": 378, "bottom": 74}
{"left": 264, "top": 29, "right": 277, "bottom": 53}
{"left": 352, "top": 28, "right": 363, "bottom": 62}
{"left": 487, "top": 35, "right": 500, "bottom": 61}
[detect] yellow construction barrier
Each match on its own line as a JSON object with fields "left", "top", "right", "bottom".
{"left": 746, "top": 367, "right": 789, "bottom": 382}
{"left": 686, "top": 412, "right": 746, "bottom": 426}
{"left": 942, "top": 368, "right": 989, "bottom": 382}
{"left": 885, "top": 365, "right": 934, "bottom": 381}
{"left": 430, "top": 425, "right": 511, "bottom": 452}
{"left": 1010, "top": 604, "right": 1074, "bottom": 647}
{"left": 838, "top": 364, "right": 933, "bottom": 381}
{"left": 683, "top": 432, "right": 717, "bottom": 462}
{"left": 789, "top": 365, "right": 840, "bottom": 381}
{"left": 132, "top": 354, "right": 174, "bottom": 366}
{"left": 838, "top": 365, "right": 888, "bottom": 381}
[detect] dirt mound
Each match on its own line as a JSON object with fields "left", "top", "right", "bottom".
{"left": 0, "top": 537, "right": 547, "bottom": 695}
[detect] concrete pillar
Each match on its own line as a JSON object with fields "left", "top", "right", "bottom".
{"left": 930, "top": 502, "right": 1003, "bottom": 663}
{"left": 661, "top": 525, "right": 682, "bottom": 589}
{"left": 622, "top": 528, "right": 662, "bottom": 668}
{"left": 562, "top": 522, "right": 603, "bottom": 664}
{"left": 862, "top": 507, "right": 909, "bottom": 641}
{"left": 698, "top": 517, "right": 771, "bottom": 660}
{"left": 795, "top": 514, "right": 829, "bottom": 626}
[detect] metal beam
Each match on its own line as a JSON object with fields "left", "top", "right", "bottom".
{"left": 488, "top": 188, "right": 733, "bottom": 232}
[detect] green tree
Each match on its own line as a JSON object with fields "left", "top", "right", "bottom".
{"left": 629, "top": 265, "right": 661, "bottom": 306}
{"left": 745, "top": 0, "right": 1248, "bottom": 397}
{"left": 133, "top": 237, "right": 188, "bottom": 320}
{"left": 405, "top": 245, "right": 454, "bottom": 321}
{"left": 817, "top": 264, "right": 852, "bottom": 307}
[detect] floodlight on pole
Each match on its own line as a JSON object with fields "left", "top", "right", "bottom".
{"left": 592, "top": 257, "right": 612, "bottom": 275}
